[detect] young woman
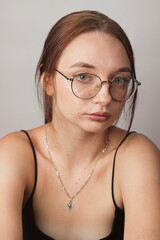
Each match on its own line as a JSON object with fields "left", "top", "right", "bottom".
{"left": 0, "top": 10, "right": 160, "bottom": 240}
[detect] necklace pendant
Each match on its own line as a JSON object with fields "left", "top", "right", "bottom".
{"left": 67, "top": 200, "right": 74, "bottom": 212}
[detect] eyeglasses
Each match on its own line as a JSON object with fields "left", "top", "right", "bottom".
{"left": 54, "top": 69, "right": 141, "bottom": 101}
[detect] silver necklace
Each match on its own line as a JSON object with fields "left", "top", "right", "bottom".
{"left": 45, "top": 124, "right": 111, "bottom": 212}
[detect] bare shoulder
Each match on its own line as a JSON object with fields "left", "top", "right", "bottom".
{"left": 118, "top": 132, "right": 160, "bottom": 186}
{"left": 112, "top": 128, "right": 160, "bottom": 200}
{"left": 1, "top": 130, "right": 30, "bottom": 150}
{"left": 0, "top": 131, "right": 36, "bottom": 203}
{"left": 118, "top": 132, "right": 160, "bottom": 239}
{"left": 0, "top": 131, "right": 34, "bottom": 168}
{"left": 119, "top": 132, "right": 160, "bottom": 170}
{"left": 127, "top": 131, "right": 159, "bottom": 153}
{"left": 0, "top": 131, "right": 37, "bottom": 238}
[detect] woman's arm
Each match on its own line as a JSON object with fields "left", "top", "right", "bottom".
{"left": 119, "top": 134, "right": 160, "bottom": 240}
{"left": 0, "top": 133, "right": 34, "bottom": 240}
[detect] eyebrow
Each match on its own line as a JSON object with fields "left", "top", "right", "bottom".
{"left": 70, "top": 62, "right": 132, "bottom": 74}
{"left": 70, "top": 62, "right": 95, "bottom": 69}
{"left": 114, "top": 67, "right": 132, "bottom": 74}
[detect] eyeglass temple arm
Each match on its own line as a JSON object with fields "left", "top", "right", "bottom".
{"left": 54, "top": 68, "right": 73, "bottom": 81}
{"left": 131, "top": 74, "right": 141, "bottom": 86}
{"left": 137, "top": 80, "right": 141, "bottom": 86}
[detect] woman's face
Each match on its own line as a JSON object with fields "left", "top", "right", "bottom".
{"left": 52, "top": 31, "right": 131, "bottom": 133}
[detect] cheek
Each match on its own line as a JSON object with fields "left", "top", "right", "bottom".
{"left": 54, "top": 78, "right": 72, "bottom": 104}
{"left": 54, "top": 80, "right": 83, "bottom": 115}
{"left": 117, "top": 101, "right": 125, "bottom": 111}
{"left": 110, "top": 101, "right": 125, "bottom": 119}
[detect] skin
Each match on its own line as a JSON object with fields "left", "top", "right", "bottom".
{"left": 0, "top": 31, "right": 160, "bottom": 240}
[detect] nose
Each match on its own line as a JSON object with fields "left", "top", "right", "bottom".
{"left": 93, "top": 82, "right": 112, "bottom": 105}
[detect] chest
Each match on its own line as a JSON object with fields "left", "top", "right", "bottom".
{"left": 29, "top": 154, "right": 117, "bottom": 239}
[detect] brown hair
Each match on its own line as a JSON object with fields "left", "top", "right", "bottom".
{"left": 35, "top": 10, "right": 137, "bottom": 131}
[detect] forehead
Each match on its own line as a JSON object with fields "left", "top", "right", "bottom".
{"left": 57, "top": 31, "right": 130, "bottom": 71}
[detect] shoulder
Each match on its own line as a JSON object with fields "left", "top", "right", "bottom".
{"left": 118, "top": 134, "right": 160, "bottom": 212}
{"left": 0, "top": 131, "right": 35, "bottom": 166}
{"left": 0, "top": 131, "right": 36, "bottom": 203}
{"left": 117, "top": 132, "right": 160, "bottom": 186}
{"left": 118, "top": 132, "right": 160, "bottom": 171}
{"left": 109, "top": 128, "right": 160, "bottom": 184}
{"left": 0, "top": 131, "right": 30, "bottom": 165}
{"left": 1, "top": 130, "right": 30, "bottom": 147}
{"left": 117, "top": 133, "right": 160, "bottom": 238}
{"left": 0, "top": 131, "right": 37, "bottom": 238}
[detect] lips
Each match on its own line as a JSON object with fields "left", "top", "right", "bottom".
{"left": 86, "top": 112, "right": 111, "bottom": 122}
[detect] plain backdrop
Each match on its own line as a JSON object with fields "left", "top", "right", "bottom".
{"left": 0, "top": 0, "right": 160, "bottom": 148}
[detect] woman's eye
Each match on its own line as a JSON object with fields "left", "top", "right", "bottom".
{"left": 113, "top": 77, "right": 128, "bottom": 85}
{"left": 76, "top": 74, "right": 90, "bottom": 82}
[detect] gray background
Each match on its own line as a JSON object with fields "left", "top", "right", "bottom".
{"left": 0, "top": 0, "right": 160, "bottom": 148}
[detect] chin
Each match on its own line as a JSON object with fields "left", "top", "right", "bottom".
{"left": 81, "top": 123, "right": 111, "bottom": 134}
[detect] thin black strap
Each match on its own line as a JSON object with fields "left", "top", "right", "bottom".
{"left": 21, "top": 130, "right": 38, "bottom": 199}
{"left": 111, "top": 131, "right": 136, "bottom": 209}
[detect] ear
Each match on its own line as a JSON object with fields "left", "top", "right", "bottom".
{"left": 41, "top": 72, "right": 54, "bottom": 96}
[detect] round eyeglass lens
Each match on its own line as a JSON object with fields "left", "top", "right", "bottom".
{"left": 110, "top": 76, "right": 136, "bottom": 101}
{"left": 71, "top": 73, "right": 101, "bottom": 99}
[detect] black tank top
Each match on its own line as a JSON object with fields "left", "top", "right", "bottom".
{"left": 22, "top": 130, "right": 135, "bottom": 240}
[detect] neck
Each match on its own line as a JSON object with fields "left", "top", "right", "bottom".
{"left": 46, "top": 121, "right": 110, "bottom": 170}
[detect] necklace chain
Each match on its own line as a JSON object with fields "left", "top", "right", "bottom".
{"left": 45, "top": 124, "right": 111, "bottom": 211}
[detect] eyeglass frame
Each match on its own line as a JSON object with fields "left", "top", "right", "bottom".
{"left": 54, "top": 68, "right": 141, "bottom": 102}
